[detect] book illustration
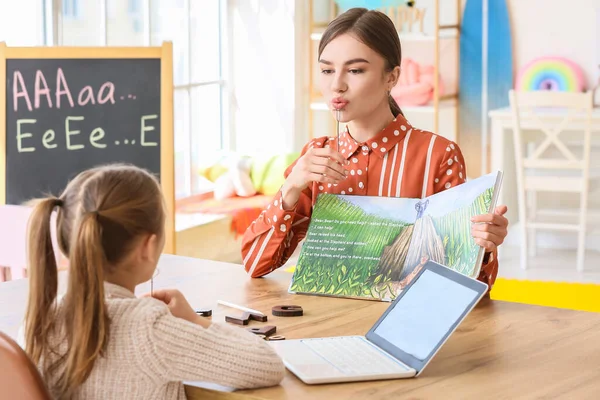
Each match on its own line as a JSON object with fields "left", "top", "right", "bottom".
{"left": 288, "top": 171, "right": 502, "bottom": 301}
{"left": 372, "top": 199, "right": 446, "bottom": 299}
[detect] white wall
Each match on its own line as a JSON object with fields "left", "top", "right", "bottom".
{"left": 508, "top": 0, "right": 600, "bottom": 91}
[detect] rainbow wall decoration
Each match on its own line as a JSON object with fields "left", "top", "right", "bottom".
{"left": 515, "top": 57, "right": 586, "bottom": 92}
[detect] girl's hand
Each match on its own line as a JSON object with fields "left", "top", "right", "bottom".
{"left": 146, "top": 289, "right": 209, "bottom": 327}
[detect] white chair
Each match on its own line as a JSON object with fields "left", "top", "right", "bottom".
{"left": 509, "top": 90, "right": 598, "bottom": 271}
{"left": 0, "top": 205, "right": 67, "bottom": 282}
{"left": 0, "top": 205, "right": 34, "bottom": 281}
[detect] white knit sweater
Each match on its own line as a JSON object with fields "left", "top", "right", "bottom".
{"left": 39, "top": 282, "right": 285, "bottom": 399}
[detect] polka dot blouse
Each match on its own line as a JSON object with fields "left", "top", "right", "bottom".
{"left": 242, "top": 114, "right": 498, "bottom": 291}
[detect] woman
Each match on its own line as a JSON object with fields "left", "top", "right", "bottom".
{"left": 242, "top": 8, "right": 508, "bottom": 291}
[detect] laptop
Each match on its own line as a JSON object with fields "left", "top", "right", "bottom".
{"left": 269, "top": 260, "right": 488, "bottom": 384}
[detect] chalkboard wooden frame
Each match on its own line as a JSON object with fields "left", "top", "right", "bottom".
{"left": 0, "top": 42, "right": 175, "bottom": 254}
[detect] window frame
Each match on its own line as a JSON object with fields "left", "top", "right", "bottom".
{"left": 49, "top": 0, "right": 231, "bottom": 198}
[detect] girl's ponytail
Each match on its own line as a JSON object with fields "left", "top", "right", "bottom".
{"left": 58, "top": 211, "right": 110, "bottom": 396}
{"left": 24, "top": 197, "right": 63, "bottom": 370}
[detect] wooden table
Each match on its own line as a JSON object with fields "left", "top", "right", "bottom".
{"left": 2, "top": 254, "right": 600, "bottom": 399}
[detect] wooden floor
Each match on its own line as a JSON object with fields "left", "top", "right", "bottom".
{"left": 498, "top": 245, "right": 600, "bottom": 283}
{"left": 176, "top": 213, "right": 243, "bottom": 264}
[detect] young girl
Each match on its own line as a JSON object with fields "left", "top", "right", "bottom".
{"left": 242, "top": 8, "right": 509, "bottom": 291}
{"left": 24, "top": 164, "right": 284, "bottom": 399}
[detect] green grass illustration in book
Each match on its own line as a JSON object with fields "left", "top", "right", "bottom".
{"left": 289, "top": 171, "right": 503, "bottom": 301}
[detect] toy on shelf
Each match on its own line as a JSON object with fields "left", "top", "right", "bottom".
{"left": 391, "top": 58, "right": 444, "bottom": 106}
{"left": 515, "top": 57, "right": 586, "bottom": 92}
{"left": 198, "top": 152, "right": 300, "bottom": 200}
{"left": 214, "top": 155, "right": 256, "bottom": 201}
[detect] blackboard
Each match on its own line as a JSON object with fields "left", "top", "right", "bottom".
{"left": 0, "top": 43, "right": 175, "bottom": 253}
{"left": 5, "top": 58, "right": 161, "bottom": 204}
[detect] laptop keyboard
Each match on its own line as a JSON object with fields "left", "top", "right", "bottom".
{"left": 301, "top": 336, "right": 410, "bottom": 375}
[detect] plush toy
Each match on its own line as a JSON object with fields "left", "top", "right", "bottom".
{"left": 199, "top": 152, "right": 300, "bottom": 200}
{"left": 250, "top": 152, "right": 300, "bottom": 196}
{"left": 213, "top": 155, "right": 256, "bottom": 200}
{"left": 391, "top": 58, "right": 444, "bottom": 106}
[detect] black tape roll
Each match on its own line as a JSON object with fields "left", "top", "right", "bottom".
{"left": 272, "top": 305, "right": 303, "bottom": 317}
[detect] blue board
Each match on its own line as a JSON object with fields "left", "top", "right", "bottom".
{"left": 333, "top": 0, "right": 405, "bottom": 11}
{"left": 459, "top": 0, "right": 513, "bottom": 176}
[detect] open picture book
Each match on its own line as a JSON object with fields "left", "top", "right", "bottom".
{"left": 288, "top": 170, "right": 504, "bottom": 301}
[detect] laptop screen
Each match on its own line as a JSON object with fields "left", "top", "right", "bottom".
{"left": 366, "top": 261, "right": 487, "bottom": 373}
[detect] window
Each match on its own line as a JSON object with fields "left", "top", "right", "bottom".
{"left": 53, "top": 0, "right": 229, "bottom": 199}
{"left": 62, "top": 0, "right": 80, "bottom": 18}
{"left": 230, "top": 1, "right": 297, "bottom": 154}
{"left": 127, "top": 0, "right": 143, "bottom": 33}
{"left": 0, "top": 0, "right": 46, "bottom": 46}
{"left": 107, "top": 0, "right": 145, "bottom": 46}
{"left": 151, "top": 0, "right": 227, "bottom": 198}
{"left": 61, "top": 0, "right": 102, "bottom": 46}
{"left": 128, "top": 0, "right": 141, "bottom": 14}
